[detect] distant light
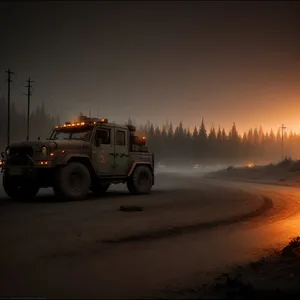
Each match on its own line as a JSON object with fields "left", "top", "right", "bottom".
{"left": 99, "top": 118, "right": 108, "bottom": 123}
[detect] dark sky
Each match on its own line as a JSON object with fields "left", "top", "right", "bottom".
{"left": 1, "top": 1, "right": 300, "bottom": 133}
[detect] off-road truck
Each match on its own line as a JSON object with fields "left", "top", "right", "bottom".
{"left": 0, "top": 116, "right": 154, "bottom": 201}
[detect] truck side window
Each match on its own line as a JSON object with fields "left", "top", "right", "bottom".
{"left": 96, "top": 129, "right": 110, "bottom": 144}
{"left": 116, "top": 130, "right": 125, "bottom": 145}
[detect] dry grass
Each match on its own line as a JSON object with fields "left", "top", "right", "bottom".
{"left": 281, "top": 236, "right": 300, "bottom": 259}
{"left": 195, "top": 236, "right": 300, "bottom": 299}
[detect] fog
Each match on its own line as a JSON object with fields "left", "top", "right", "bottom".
{"left": 155, "top": 162, "right": 238, "bottom": 175}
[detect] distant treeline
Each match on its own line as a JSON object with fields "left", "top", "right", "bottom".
{"left": 129, "top": 118, "right": 300, "bottom": 165}
{"left": 0, "top": 96, "right": 298, "bottom": 165}
{"left": 0, "top": 97, "right": 60, "bottom": 149}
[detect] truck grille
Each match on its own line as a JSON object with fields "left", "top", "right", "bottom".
{"left": 8, "top": 146, "right": 34, "bottom": 166}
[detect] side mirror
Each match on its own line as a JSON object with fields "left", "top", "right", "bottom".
{"left": 1, "top": 152, "right": 4, "bottom": 159}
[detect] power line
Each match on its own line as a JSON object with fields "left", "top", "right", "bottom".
{"left": 5, "top": 68, "right": 14, "bottom": 146}
{"left": 25, "top": 78, "right": 34, "bottom": 141}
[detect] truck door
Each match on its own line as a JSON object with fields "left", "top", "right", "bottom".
{"left": 92, "top": 127, "right": 115, "bottom": 175}
{"left": 114, "top": 128, "right": 129, "bottom": 175}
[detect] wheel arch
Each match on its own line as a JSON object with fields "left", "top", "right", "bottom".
{"left": 127, "top": 162, "right": 154, "bottom": 185}
{"left": 64, "top": 155, "right": 97, "bottom": 179}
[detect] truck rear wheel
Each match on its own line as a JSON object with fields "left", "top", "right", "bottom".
{"left": 2, "top": 171, "right": 39, "bottom": 201}
{"left": 90, "top": 182, "right": 110, "bottom": 196}
{"left": 127, "top": 165, "right": 153, "bottom": 195}
{"left": 53, "top": 162, "right": 91, "bottom": 201}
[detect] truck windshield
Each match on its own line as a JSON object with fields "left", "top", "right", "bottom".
{"left": 49, "top": 129, "right": 93, "bottom": 141}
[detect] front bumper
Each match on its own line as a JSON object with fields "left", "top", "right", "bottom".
{"left": 3, "top": 164, "right": 52, "bottom": 175}
{"left": 1, "top": 163, "right": 55, "bottom": 187}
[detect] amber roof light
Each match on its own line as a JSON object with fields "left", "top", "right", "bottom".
{"left": 55, "top": 116, "right": 108, "bottom": 129}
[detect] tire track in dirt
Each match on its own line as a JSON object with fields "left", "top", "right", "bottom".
{"left": 101, "top": 196, "right": 273, "bottom": 244}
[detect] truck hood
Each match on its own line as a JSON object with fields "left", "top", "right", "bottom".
{"left": 8, "top": 140, "right": 55, "bottom": 151}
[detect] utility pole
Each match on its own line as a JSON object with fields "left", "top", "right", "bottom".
{"left": 281, "top": 124, "right": 286, "bottom": 161}
{"left": 25, "top": 78, "right": 34, "bottom": 141}
{"left": 5, "top": 68, "right": 14, "bottom": 146}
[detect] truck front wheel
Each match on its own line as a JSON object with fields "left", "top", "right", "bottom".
{"left": 53, "top": 162, "right": 91, "bottom": 201}
{"left": 2, "top": 171, "right": 39, "bottom": 201}
{"left": 127, "top": 165, "right": 153, "bottom": 195}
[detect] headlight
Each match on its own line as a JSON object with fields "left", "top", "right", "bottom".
{"left": 41, "top": 146, "right": 47, "bottom": 156}
{"left": 6, "top": 148, "right": 10, "bottom": 156}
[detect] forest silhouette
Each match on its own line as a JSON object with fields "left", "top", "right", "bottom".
{"left": 0, "top": 97, "right": 299, "bottom": 165}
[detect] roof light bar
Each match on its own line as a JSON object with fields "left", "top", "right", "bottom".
{"left": 55, "top": 116, "right": 108, "bottom": 129}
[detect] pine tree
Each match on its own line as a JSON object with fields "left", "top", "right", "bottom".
{"left": 155, "top": 125, "right": 161, "bottom": 136}
{"left": 186, "top": 128, "right": 191, "bottom": 138}
{"left": 192, "top": 126, "right": 198, "bottom": 139}
{"left": 127, "top": 117, "right": 133, "bottom": 126}
{"left": 264, "top": 132, "right": 269, "bottom": 142}
{"left": 208, "top": 126, "right": 216, "bottom": 141}
{"left": 229, "top": 122, "right": 239, "bottom": 141}
{"left": 174, "top": 126, "right": 179, "bottom": 136}
{"left": 149, "top": 123, "right": 155, "bottom": 137}
{"left": 258, "top": 126, "right": 264, "bottom": 144}
{"left": 276, "top": 128, "right": 281, "bottom": 141}
{"left": 242, "top": 132, "right": 247, "bottom": 143}
{"left": 199, "top": 118, "right": 207, "bottom": 141}
{"left": 178, "top": 121, "right": 184, "bottom": 136}
{"left": 161, "top": 124, "right": 168, "bottom": 158}
{"left": 269, "top": 129, "right": 275, "bottom": 142}
{"left": 217, "top": 126, "right": 222, "bottom": 140}
{"left": 247, "top": 129, "right": 253, "bottom": 144}
{"left": 168, "top": 123, "right": 174, "bottom": 139}
{"left": 221, "top": 128, "right": 227, "bottom": 140}
{"left": 253, "top": 128, "right": 259, "bottom": 145}
{"left": 161, "top": 125, "right": 167, "bottom": 139}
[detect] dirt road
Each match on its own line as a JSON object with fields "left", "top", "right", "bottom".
{"left": 0, "top": 171, "right": 299, "bottom": 298}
